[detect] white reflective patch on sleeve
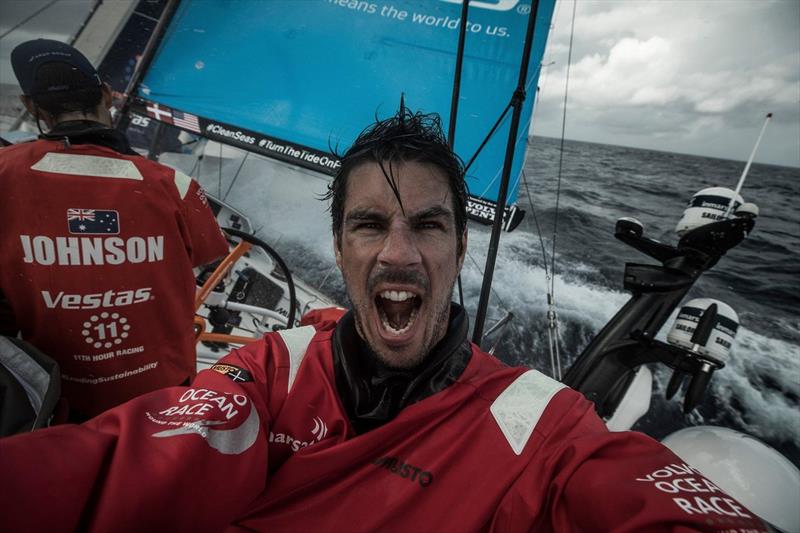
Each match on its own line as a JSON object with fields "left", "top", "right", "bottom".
{"left": 277, "top": 326, "right": 317, "bottom": 393}
{"left": 490, "top": 370, "right": 566, "bottom": 455}
{"left": 31, "top": 152, "right": 143, "bottom": 180}
{"left": 173, "top": 169, "right": 192, "bottom": 199}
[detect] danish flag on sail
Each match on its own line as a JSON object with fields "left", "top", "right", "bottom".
{"left": 144, "top": 103, "right": 201, "bottom": 133}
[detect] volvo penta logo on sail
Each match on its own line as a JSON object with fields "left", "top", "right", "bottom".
{"left": 20, "top": 235, "right": 165, "bottom": 266}
{"left": 206, "top": 123, "right": 256, "bottom": 145}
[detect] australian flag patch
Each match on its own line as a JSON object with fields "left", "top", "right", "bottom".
{"left": 67, "top": 208, "right": 120, "bottom": 235}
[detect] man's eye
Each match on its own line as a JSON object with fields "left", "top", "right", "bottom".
{"left": 356, "top": 222, "right": 382, "bottom": 230}
{"left": 418, "top": 221, "right": 444, "bottom": 231}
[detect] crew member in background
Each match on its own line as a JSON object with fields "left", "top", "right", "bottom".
{"left": 0, "top": 106, "right": 767, "bottom": 531}
{"left": 0, "top": 39, "right": 228, "bottom": 420}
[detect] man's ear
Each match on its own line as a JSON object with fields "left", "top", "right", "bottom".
{"left": 333, "top": 234, "right": 343, "bottom": 270}
{"left": 100, "top": 83, "right": 113, "bottom": 108}
{"left": 19, "top": 95, "right": 36, "bottom": 116}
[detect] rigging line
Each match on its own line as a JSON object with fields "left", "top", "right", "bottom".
{"left": 187, "top": 137, "right": 208, "bottom": 183}
{"left": 68, "top": 0, "right": 102, "bottom": 46}
{"left": 464, "top": 248, "right": 507, "bottom": 311}
{"left": 523, "top": 168, "right": 558, "bottom": 379}
{"left": 474, "top": 112, "right": 536, "bottom": 200}
{"left": 188, "top": 151, "right": 201, "bottom": 178}
{"left": 0, "top": 0, "right": 60, "bottom": 41}
{"left": 465, "top": 53, "right": 544, "bottom": 182}
{"left": 316, "top": 264, "right": 339, "bottom": 294}
{"left": 464, "top": 101, "right": 513, "bottom": 173}
{"left": 217, "top": 141, "right": 223, "bottom": 199}
{"left": 223, "top": 151, "right": 249, "bottom": 202}
{"left": 549, "top": 0, "right": 577, "bottom": 299}
{"left": 521, "top": 171, "right": 551, "bottom": 279}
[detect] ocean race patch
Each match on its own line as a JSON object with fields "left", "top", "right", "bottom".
{"left": 211, "top": 363, "right": 253, "bottom": 383}
{"left": 148, "top": 388, "right": 259, "bottom": 455}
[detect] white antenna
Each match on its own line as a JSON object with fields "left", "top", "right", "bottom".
{"left": 724, "top": 113, "right": 773, "bottom": 218}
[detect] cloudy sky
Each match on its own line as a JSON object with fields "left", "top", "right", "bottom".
{"left": 532, "top": 0, "right": 800, "bottom": 167}
{"left": 1, "top": 0, "right": 798, "bottom": 166}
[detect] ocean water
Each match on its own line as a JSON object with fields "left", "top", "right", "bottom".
{"left": 187, "top": 135, "right": 800, "bottom": 469}
{"left": 469, "top": 136, "right": 800, "bottom": 467}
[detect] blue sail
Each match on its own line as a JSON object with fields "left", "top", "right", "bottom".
{"left": 136, "top": 0, "right": 555, "bottom": 221}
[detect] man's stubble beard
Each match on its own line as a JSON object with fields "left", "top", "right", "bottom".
{"left": 347, "top": 280, "right": 455, "bottom": 370}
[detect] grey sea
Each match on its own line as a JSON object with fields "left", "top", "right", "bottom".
{"left": 474, "top": 136, "right": 800, "bottom": 468}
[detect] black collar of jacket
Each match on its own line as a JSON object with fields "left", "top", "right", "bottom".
{"left": 333, "top": 303, "right": 472, "bottom": 434}
{"left": 40, "top": 120, "right": 138, "bottom": 156}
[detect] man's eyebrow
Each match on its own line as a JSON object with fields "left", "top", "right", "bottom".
{"left": 408, "top": 205, "right": 452, "bottom": 224}
{"left": 345, "top": 208, "right": 388, "bottom": 223}
{"left": 344, "top": 205, "right": 452, "bottom": 225}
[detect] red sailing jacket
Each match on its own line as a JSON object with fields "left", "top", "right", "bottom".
{"left": 0, "top": 324, "right": 766, "bottom": 532}
{"left": 0, "top": 137, "right": 228, "bottom": 416}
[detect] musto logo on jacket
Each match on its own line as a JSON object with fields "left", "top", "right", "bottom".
{"left": 146, "top": 388, "right": 260, "bottom": 455}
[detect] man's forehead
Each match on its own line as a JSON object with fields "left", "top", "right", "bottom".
{"left": 343, "top": 160, "right": 453, "bottom": 217}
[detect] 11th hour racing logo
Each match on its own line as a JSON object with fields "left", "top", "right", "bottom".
{"left": 269, "top": 417, "right": 328, "bottom": 452}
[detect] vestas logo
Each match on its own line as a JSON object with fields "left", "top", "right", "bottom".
{"left": 269, "top": 416, "right": 329, "bottom": 452}
{"left": 42, "top": 288, "right": 152, "bottom": 309}
{"left": 439, "top": 0, "right": 520, "bottom": 11}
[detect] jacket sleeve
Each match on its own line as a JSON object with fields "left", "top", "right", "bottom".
{"left": 172, "top": 168, "right": 229, "bottom": 267}
{"left": 495, "top": 393, "right": 769, "bottom": 532}
{"left": 0, "top": 340, "right": 274, "bottom": 533}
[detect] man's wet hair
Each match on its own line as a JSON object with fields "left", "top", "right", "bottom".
{"left": 30, "top": 63, "right": 102, "bottom": 117}
{"left": 326, "top": 103, "right": 468, "bottom": 254}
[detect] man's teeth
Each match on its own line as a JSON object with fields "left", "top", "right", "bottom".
{"left": 379, "top": 307, "right": 418, "bottom": 335}
{"left": 379, "top": 290, "right": 416, "bottom": 302}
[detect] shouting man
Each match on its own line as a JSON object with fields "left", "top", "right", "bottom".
{"left": 0, "top": 107, "right": 767, "bottom": 532}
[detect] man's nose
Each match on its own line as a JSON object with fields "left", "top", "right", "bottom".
{"left": 377, "top": 224, "right": 422, "bottom": 267}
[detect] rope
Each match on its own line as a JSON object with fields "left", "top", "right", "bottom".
{"left": 465, "top": 248, "right": 508, "bottom": 312}
{"left": 217, "top": 141, "right": 223, "bottom": 198}
{"left": 223, "top": 151, "right": 249, "bottom": 202}
{"left": 550, "top": 0, "right": 576, "bottom": 300}
{"left": 521, "top": 171, "right": 551, "bottom": 279}
{"left": 0, "top": 0, "right": 60, "bottom": 41}
{"left": 547, "top": 0, "right": 578, "bottom": 380}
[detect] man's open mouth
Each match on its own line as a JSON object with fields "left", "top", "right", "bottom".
{"left": 375, "top": 290, "right": 422, "bottom": 335}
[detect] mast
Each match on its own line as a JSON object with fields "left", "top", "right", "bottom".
{"left": 448, "top": 0, "right": 470, "bottom": 307}
{"left": 113, "top": 0, "right": 181, "bottom": 130}
{"left": 447, "top": 0, "right": 470, "bottom": 149}
{"left": 472, "top": 0, "right": 542, "bottom": 345}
